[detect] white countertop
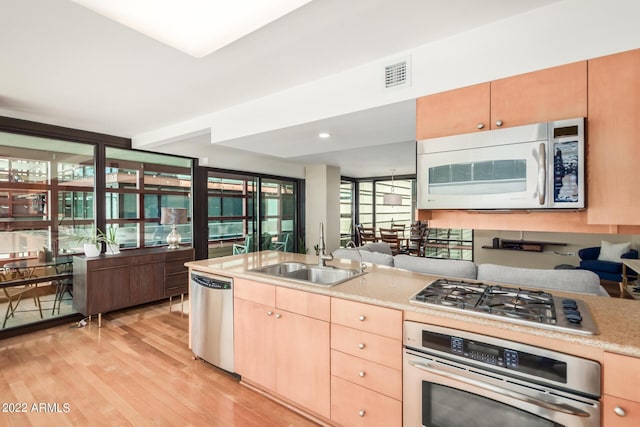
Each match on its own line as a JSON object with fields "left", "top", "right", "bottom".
{"left": 187, "top": 251, "right": 640, "bottom": 359}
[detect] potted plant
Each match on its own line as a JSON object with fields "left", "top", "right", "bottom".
{"left": 75, "top": 226, "right": 119, "bottom": 257}
{"left": 100, "top": 225, "right": 120, "bottom": 255}
{"left": 75, "top": 229, "right": 101, "bottom": 257}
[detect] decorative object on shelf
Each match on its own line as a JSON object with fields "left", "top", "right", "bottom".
{"left": 37, "top": 246, "right": 53, "bottom": 262}
{"left": 482, "top": 238, "right": 567, "bottom": 252}
{"left": 383, "top": 169, "right": 402, "bottom": 206}
{"left": 161, "top": 207, "right": 188, "bottom": 249}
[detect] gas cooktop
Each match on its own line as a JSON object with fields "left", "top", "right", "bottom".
{"left": 409, "top": 278, "right": 598, "bottom": 335}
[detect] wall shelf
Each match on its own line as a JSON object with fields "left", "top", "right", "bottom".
{"left": 482, "top": 239, "right": 567, "bottom": 253}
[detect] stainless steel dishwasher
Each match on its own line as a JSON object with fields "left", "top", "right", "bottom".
{"left": 190, "top": 270, "right": 234, "bottom": 373}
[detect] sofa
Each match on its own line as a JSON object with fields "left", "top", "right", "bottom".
{"left": 578, "top": 245, "right": 638, "bottom": 283}
{"left": 332, "top": 243, "right": 608, "bottom": 297}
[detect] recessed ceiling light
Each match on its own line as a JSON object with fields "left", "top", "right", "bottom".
{"left": 318, "top": 132, "right": 331, "bottom": 139}
{"left": 72, "top": 0, "right": 311, "bottom": 58}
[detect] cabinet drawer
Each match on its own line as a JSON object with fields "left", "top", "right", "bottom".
{"left": 165, "top": 272, "right": 188, "bottom": 295}
{"left": 234, "top": 278, "right": 275, "bottom": 306}
{"left": 331, "top": 324, "right": 402, "bottom": 370}
{"left": 331, "top": 298, "right": 402, "bottom": 339}
{"left": 132, "top": 254, "right": 162, "bottom": 264}
{"left": 331, "top": 376, "right": 401, "bottom": 427}
{"left": 604, "top": 352, "right": 640, "bottom": 401}
{"left": 276, "top": 286, "right": 330, "bottom": 321}
{"left": 166, "top": 260, "right": 188, "bottom": 275}
{"left": 603, "top": 395, "right": 640, "bottom": 427}
{"left": 330, "top": 350, "right": 401, "bottom": 400}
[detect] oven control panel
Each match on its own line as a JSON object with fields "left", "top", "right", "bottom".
{"left": 426, "top": 330, "right": 567, "bottom": 383}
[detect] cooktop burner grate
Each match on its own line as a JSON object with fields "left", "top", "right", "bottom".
{"left": 409, "top": 278, "right": 598, "bottom": 335}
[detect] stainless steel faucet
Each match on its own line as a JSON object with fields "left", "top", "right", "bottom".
{"left": 318, "top": 222, "right": 333, "bottom": 267}
{"left": 346, "top": 240, "right": 367, "bottom": 273}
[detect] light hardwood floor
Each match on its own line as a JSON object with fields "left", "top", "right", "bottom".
{"left": 0, "top": 301, "right": 319, "bottom": 427}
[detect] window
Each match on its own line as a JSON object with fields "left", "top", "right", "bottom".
{"left": 207, "top": 173, "right": 256, "bottom": 247}
{"left": 374, "top": 178, "right": 413, "bottom": 228}
{"left": 105, "top": 148, "right": 192, "bottom": 249}
{"left": 0, "top": 132, "right": 95, "bottom": 259}
{"left": 206, "top": 171, "right": 299, "bottom": 256}
{"left": 350, "top": 175, "right": 473, "bottom": 259}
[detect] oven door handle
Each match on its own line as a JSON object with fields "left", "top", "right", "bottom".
{"left": 408, "top": 360, "right": 590, "bottom": 418}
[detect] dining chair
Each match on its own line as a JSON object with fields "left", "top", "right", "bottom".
{"left": 2, "top": 270, "right": 44, "bottom": 328}
{"left": 356, "top": 224, "right": 377, "bottom": 245}
{"left": 407, "top": 223, "right": 428, "bottom": 256}
{"left": 272, "top": 232, "right": 293, "bottom": 252}
{"left": 232, "top": 234, "right": 254, "bottom": 255}
{"left": 52, "top": 260, "right": 74, "bottom": 315}
{"left": 379, "top": 228, "right": 401, "bottom": 255}
{"left": 391, "top": 223, "right": 406, "bottom": 239}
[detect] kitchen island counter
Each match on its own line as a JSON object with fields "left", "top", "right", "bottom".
{"left": 186, "top": 251, "right": 640, "bottom": 361}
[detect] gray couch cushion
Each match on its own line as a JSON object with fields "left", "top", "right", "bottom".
{"left": 332, "top": 248, "right": 394, "bottom": 266}
{"left": 361, "top": 242, "right": 393, "bottom": 255}
{"left": 393, "top": 255, "right": 477, "bottom": 280}
{"left": 476, "top": 263, "right": 609, "bottom": 297}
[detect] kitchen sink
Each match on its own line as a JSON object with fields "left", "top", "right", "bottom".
{"left": 248, "top": 262, "right": 365, "bottom": 287}
{"left": 251, "top": 261, "right": 307, "bottom": 276}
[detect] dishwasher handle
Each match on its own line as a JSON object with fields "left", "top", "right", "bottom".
{"left": 191, "top": 273, "right": 232, "bottom": 290}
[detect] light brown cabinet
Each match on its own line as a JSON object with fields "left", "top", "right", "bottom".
{"left": 603, "top": 351, "right": 640, "bottom": 426}
{"left": 73, "top": 247, "right": 194, "bottom": 317}
{"left": 329, "top": 298, "right": 402, "bottom": 427}
{"left": 416, "top": 61, "right": 586, "bottom": 140}
{"left": 233, "top": 279, "right": 331, "bottom": 419}
{"left": 587, "top": 48, "right": 640, "bottom": 225}
{"left": 416, "top": 82, "right": 490, "bottom": 139}
{"left": 490, "top": 60, "right": 587, "bottom": 129}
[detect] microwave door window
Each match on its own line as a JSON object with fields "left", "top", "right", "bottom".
{"left": 428, "top": 160, "right": 526, "bottom": 196}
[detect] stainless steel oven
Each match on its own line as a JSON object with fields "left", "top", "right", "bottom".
{"left": 403, "top": 321, "right": 600, "bottom": 427}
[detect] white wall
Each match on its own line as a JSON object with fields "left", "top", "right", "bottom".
{"left": 305, "top": 164, "right": 341, "bottom": 255}
{"left": 134, "top": 0, "right": 640, "bottom": 172}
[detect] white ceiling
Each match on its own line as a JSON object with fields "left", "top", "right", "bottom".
{"left": 0, "top": 0, "right": 562, "bottom": 178}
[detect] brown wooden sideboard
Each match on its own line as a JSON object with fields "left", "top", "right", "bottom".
{"left": 73, "top": 246, "right": 194, "bottom": 325}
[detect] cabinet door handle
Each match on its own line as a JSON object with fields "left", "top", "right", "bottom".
{"left": 275, "top": 313, "right": 281, "bottom": 319}
{"left": 495, "top": 120, "right": 503, "bottom": 127}
{"left": 358, "top": 410, "right": 366, "bottom": 417}
{"left": 477, "top": 123, "right": 485, "bottom": 129}
{"left": 614, "top": 406, "right": 626, "bottom": 417}
{"left": 359, "top": 315, "right": 366, "bottom": 321}
{"left": 267, "top": 311, "right": 273, "bottom": 316}
{"left": 358, "top": 343, "right": 366, "bottom": 349}
{"left": 358, "top": 371, "right": 366, "bottom": 377}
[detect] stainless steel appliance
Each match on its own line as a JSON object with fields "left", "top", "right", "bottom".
{"left": 417, "top": 117, "right": 585, "bottom": 210}
{"left": 409, "top": 278, "right": 598, "bottom": 335}
{"left": 403, "top": 321, "right": 601, "bottom": 427}
{"left": 190, "top": 271, "right": 234, "bottom": 372}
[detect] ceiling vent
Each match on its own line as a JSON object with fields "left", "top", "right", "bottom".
{"left": 384, "top": 57, "right": 410, "bottom": 89}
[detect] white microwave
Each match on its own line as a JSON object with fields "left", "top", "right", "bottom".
{"left": 417, "top": 117, "right": 585, "bottom": 210}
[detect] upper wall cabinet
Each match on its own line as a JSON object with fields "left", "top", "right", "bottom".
{"left": 416, "top": 61, "right": 587, "bottom": 140}
{"left": 416, "top": 82, "right": 490, "bottom": 140}
{"left": 490, "top": 61, "right": 587, "bottom": 129}
{"left": 587, "top": 49, "right": 640, "bottom": 225}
